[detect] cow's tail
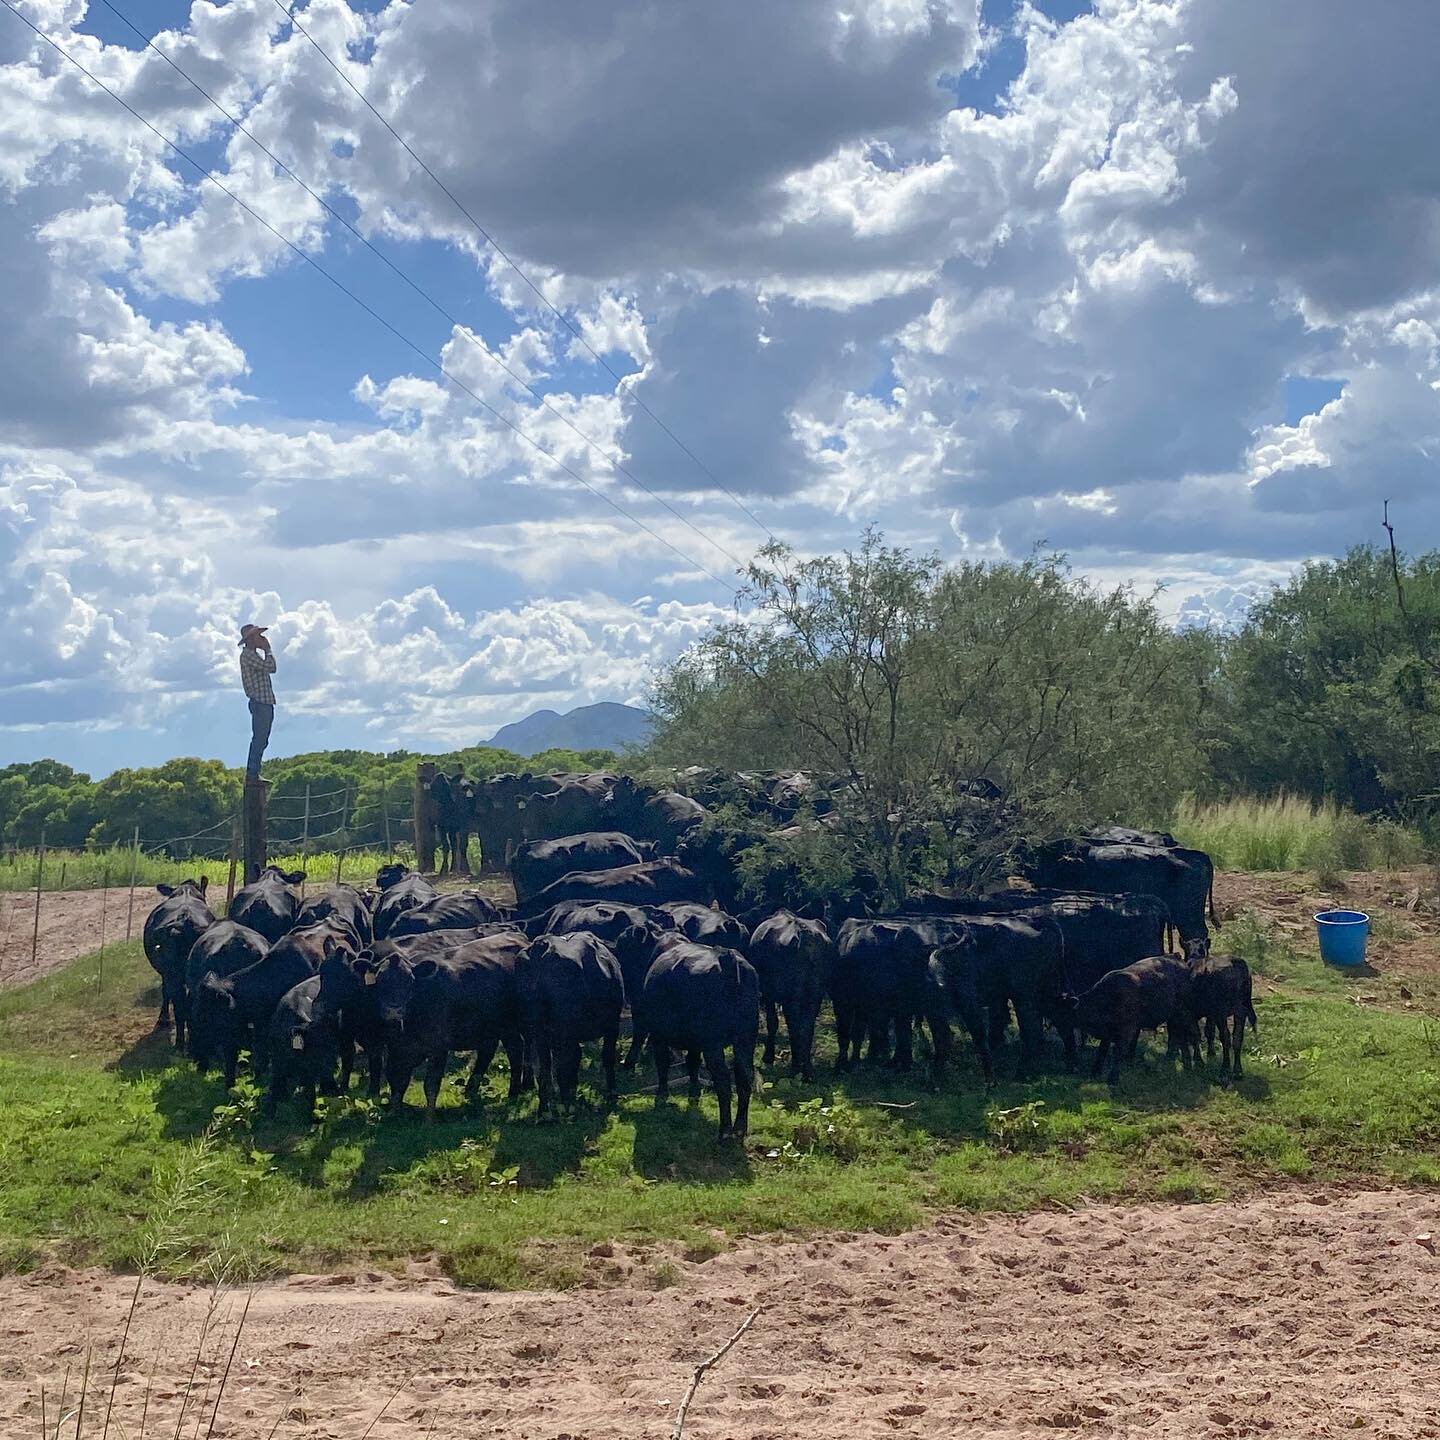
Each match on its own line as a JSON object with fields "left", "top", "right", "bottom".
{"left": 1207, "top": 865, "right": 1218, "bottom": 926}
{"left": 1246, "top": 999, "right": 1259, "bottom": 1034}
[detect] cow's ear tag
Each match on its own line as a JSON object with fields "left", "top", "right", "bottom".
{"left": 364, "top": 971, "right": 377, "bottom": 986}
{"left": 517, "top": 800, "right": 527, "bottom": 810}
{"left": 291, "top": 1033, "right": 305, "bottom": 1050}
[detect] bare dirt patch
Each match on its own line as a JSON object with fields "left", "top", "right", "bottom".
{"left": 6, "top": 1189, "right": 1439, "bottom": 1438}
{"left": 0, "top": 889, "right": 133, "bottom": 990}
{"left": 1215, "top": 866, "right": 1440, "bottom": 1011}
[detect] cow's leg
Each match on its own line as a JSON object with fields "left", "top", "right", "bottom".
{"left": 338, "top": 1035, "right": 355, "bottom": 1092}
{"left": 834, "top": 1004, "right": 853, "bottom": 1071}
{"left": 987, "top": 999, "right": 1009, "bottom": 1052}
{"left": 466, "top": 1033, "right": 500, "bottom": 1099}
{"left": 263, "top": 1057, "right": 286, "bottom": 1117}
{"left": 1111, "top": 1027, "right": 1137, "bottom": 1086}
{"left": 787, "top": 1003, "right": 815, "bottom": 1081}
{"left": 223, "top": 1044, "right": 239, "bottom": 1091}
{"left": 601, "top": 1029, "right": 619, "bottom": 1103}
{"left": 386, "top": 1054, "right": 414, "bottom": 1109}
{"left": 366, "top": 1045, "right": 385, "bottom": 1099}
{"left": 686, "top": 1048, "right": 703, "bottom": 1102}
{"left": 1230, "top": 1010, "right": 1245, "bottom": 1079}
{"left": 623, "top": 1025, "right": 648, "bottom": 1070}
{"left": 927, "top": 1008, "right": 951, "bottom": 1090}
{"left": 422, "top": 1053, "right": 446, "bottom": 1121}
{"left": 1205, "top": 1018, "right": 1218, "bottom": 1059}
{"left": 502, "top": 1028, "right": 529, "bottom": 1097}
{"left": 1013, "top": 998, "right": 1042, "bottom": 1080}
{"left": 731, "top": 1044, "right": 754, "bottom": 1139}
{"left": 653, "top": 1040, "right": 673, "bottom": 1105}
{"left": 1091, "top": 1037, "right": 1110, "bottom": 1079}
{"left": 892, "top": 1012, "right": 914, "bottom": 1072}
{"left": 763, "top": 1000, "right": 780, "bottom": 1066}
{"left": 534, "top": 1034, "right": 556, "bottom": 1119}
{"left": 557, "top": 1041, "right": 583, "bottom": 1110}
{"left": 705, "top": 1043, "right": 734, "bottom": 1139}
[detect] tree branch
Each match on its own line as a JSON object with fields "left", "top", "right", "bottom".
{"left": 670, "top": 1306, "right": 762, "bottom": 1439}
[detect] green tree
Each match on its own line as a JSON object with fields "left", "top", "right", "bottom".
{"left": 1207, "top": 544, "right": 1440, "bottom": 821}
{"left": 88, "top": 758, "right": 241, "bottom": 855}
{"left": 649, "top": 532, "right": 1205, "bottom": 902}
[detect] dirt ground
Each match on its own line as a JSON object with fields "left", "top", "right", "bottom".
{"left": 5, "top": 1189, "right": 1439, "bottom": 1439}
{"left": 0, "top": 888, "right": 129, "bottom": 989}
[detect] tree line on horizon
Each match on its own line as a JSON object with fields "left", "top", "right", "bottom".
{"left": 2, "top": 536, "right": 1436, "bottom": 877}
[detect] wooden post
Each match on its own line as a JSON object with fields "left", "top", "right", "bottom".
{"left": 242, "top": 776, "right": 268, "bottom": 884}
{"left": 226, "top": 822, "right": 239, "bottom": 911}
{"left": 124, "top": 826, "right": 140, "bottom": 941}
{"left": 300, "top": 784, "right": 311, "bottom": 895}
{"left": 414, "top": 762, "right": 436, "bottom": 875}
{"left": 97, "top": 864, "right": 109, "bottom": 993}
{"left": 29, "top": 833, "right": 44, "bottom": 978}
{"left": 334, "top": 847, "right": 345, "bottom": 886}
{"left": 383, "top": 765, "right": 393, "bottom": 859}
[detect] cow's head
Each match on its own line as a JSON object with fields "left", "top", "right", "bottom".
{"left": 376, "top": 863, "right": 410, "bottom": 891}
{"left": 189, "top": 975, "right": 237, "bottom": 1070}
{"left": 371, "top": 954, "right": 439, "bottom": 1033}
{"left": 156, "top": 877, "right": 208, "bottom": 899}
{"left": 1182, "top": 935, "right": 1210, "bottom": 963}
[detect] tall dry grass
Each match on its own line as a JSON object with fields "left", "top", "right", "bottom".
{"left": 1171, "top": 794, "right": 1426, "bottom": 873}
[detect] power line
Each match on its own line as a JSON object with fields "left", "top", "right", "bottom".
{"left": 94, "top": 0, "right": 751, "bottom": 575}
{"left": 2, "top": 1, "right": 741, "bottom": 596}
{"left": 268, "top": 0, "right": 776, "bottom": 546}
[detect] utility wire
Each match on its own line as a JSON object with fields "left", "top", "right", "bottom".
{"left": 2, "top": 2, "right": 740, "bottom": 596}
{"left": 94, "top": 0, "right": 751, "bottom": 575}
{"left": 268, "top": 0, "right": 775, "bottom": 545}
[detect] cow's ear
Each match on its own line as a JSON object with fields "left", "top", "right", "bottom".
{"left": 155, "top": 884, "right": 175, "bottom": 897}
{"left": 413, "top": 958, "right": 440, "bottom": 979}
{"left": 284, "top": 869, "right": 306, "bottom": 885}
{"left": 322, "top": 936, "right": 339, "bottom": 960}
{"left": 198, "top": 877, "right": 209, "bottom": 894}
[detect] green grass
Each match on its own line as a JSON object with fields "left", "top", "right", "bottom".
{"left": 0, "top": 847, "right": 408, "bottom": 892}
{"left": 1172, "top": 793, "right": 1427, "bottom": 872}
{"left": 2, "top": 928, "right": 1438, "bottom": 1289}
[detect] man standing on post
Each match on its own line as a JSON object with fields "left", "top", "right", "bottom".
{"left": 239, "top": 623, "right": 276, "bottom": 780}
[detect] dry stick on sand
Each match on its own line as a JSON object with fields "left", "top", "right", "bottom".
{"left": 670, "top": 1306, "right": 762, "bottom": 1440}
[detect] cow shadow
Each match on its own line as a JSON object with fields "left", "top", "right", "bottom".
{"left": 111, "top": 1026, "right": 183, "bottom": 1079}
{"left": 630, "top": 1096, "right": 753, "bottom": 1182}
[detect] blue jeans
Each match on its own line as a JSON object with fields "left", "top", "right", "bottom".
{"left": 247, "top": 700, "right": 274, "bottom": 778}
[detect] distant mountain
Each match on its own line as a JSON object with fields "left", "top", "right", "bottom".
{"left": 486, "top": 702, "right": 653, "bottom": 756}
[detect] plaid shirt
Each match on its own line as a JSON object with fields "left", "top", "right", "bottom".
{"left": 240, "top": 647, "right": 277, "bottom": 705}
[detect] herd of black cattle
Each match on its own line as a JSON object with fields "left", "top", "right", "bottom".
{"left": 142, "top": 769, "right": 1257, "bottom": 1142}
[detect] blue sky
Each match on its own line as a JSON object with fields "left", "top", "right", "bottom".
{"left": 3, "top": 0, "right": 1439, "bottom": 775}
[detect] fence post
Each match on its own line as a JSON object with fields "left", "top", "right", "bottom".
{"left": 29, "top": 832, "right": 44, "bottom": 978}
{"left": 124, "top": 826, "right": 140, "bottom": 941}
{"left": 226, "top": 821, "right": 240, "bottom": 911}
{"left": 415, "top": 762, "right": 436, "bottom": 874}
{"left": 383, "top": 766, "right": 393, "bottom": 859}
{"left": 335, "top": 847, "right": 345, "bottom": 887}
{"left": 242, "top": 776, "right": 268, "bottom": 884}
{"left": 300, "top": 784, "right": 311, "bottom": 894}
{"left": 97, "top": 864, "right": 109, "bottom": 993}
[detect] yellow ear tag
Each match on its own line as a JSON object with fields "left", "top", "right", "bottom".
{"left": 364, "top": 971, "right": 377, "bottom": 986}
{"left": 517, "top": 800, "right": 527, "bottom": 810}
{"left": 291, "top": 1033, "right": 305, "bottom": 1050}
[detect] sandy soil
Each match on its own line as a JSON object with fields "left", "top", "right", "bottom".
{"left": 0, "top": 888, "right": 135, "bottom": 990}
{"left": 6, "top": 1189, "right": 1440, "bottom": 1439}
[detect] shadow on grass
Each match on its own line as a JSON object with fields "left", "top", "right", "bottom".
{"left": 630, "top": 1095, "right": 753, "bottom": 1182}
{"left": 111, "top": 1026, "right": 180, "bottom": 1079}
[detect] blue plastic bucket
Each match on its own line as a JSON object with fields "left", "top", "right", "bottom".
{"left": 1314, "top": 909, "right": 1369, "bottom": 967}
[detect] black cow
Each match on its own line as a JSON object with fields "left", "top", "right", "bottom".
{"left": 428, "top": 770, "right": 475, "bottom": 875}
{"left": 142, "top": 879, "right": 215, "bottom": 1047}
{"left": 372, "top": 932, "right": 531, "bottom": 1117}
{"left": 651, "top": 901, "right": 748, "bottom": 950}
{"left": 190, "top": 925, "right": 332, "bottom": 1087}
{"left": 1183, "top": 943, "right": 1259, "bottom": 1079}
{"left": 371, "top": 867, "right": 439, "bottom": 939}
{"left": 471, "top": 773, "right": 564, "bottom": 870}
{"left": 519, "top": 776, "right": 614, "bottom": 842}
{"left": 229, "top": 866, "right": 307, "bottom": 944}
{"left": 638, "top": 942, "right": 759, "bottom": 1141}
{"left": 1067, "top": 954, "right": 1197, "bottom": 1085}
{"left": 383, "top": 890, "right": 506, "bottom": 938}
{"left": 296, "top": 884, "right": 373, "bottom": 946}
{"left": 265, "top": 976, "right": 341, "bottom": 1118}
{"left": 927, "top": 915, "right": 1071, "bottom": 1087}
{"left": 608, "top": 778, "right": 708, "bottom": 853}
{"left": 514, "top": 859, "right": 707, "bottom": 919}
{"left": 519, "top": 932, "right": 625, "bottom": 1117}
{"left": 185, "top": 920, "right": 269, "bottom": 998}
{"left": 510, "top": 831, "right": 656, "bottom": 903}
{"left": 747, "top": 911, "right": 832, "bottom": 1080}
{"left": 1082, "top": 825, "right": 1179, "bottom": 849}
{"left": 832, "top": 917, "right": 970, "bottom": 1071}
{"left": 1033, "top": 843, "right": 1215, "bottom": 945}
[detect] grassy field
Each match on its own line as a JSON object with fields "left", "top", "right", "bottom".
{"left": 0, "top": 847, "right": 408, "bottom": 892}
{"left": 1171, "top": 793, "right": 1427, "bottom": 873}
{"left": 3, "top": 909, "right": 1438, "bottom": 1291}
